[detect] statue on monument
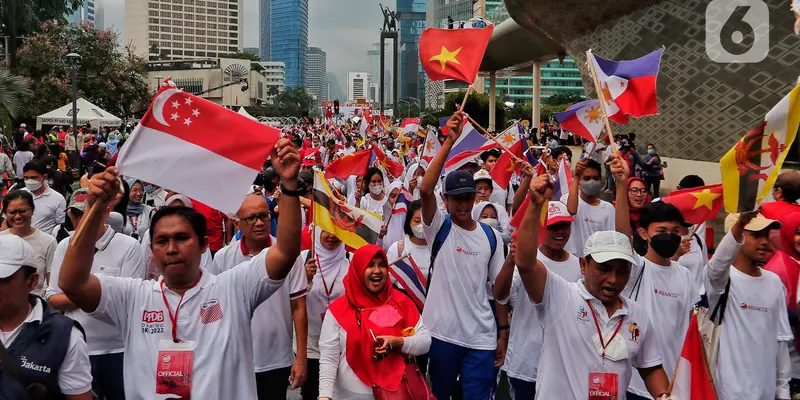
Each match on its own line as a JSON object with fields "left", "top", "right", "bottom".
{"left": 379, "top": 3, "right": 397, "bottom": 32}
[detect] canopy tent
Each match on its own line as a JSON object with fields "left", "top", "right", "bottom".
{"left": 237, "top": 106, "right": 258, "bottom": 121}
{"left": 36, "top": 98, "right": 122, "bottom": 130}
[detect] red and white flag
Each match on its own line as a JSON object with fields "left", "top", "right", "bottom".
{"left": 671, "top": 313, "right": 718, "bottom": 400}
{"left": 117, "top": 80, "right": 280, "bottom": 214}
{"left": 420, "top": 127, "right": 441, "bottom": 164}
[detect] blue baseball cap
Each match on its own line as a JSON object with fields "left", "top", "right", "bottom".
{"left": 444, "top": 170, "right": 478, "bottom": 196}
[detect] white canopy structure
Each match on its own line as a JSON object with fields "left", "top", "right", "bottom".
{"left": 237, "top": 106, "right": 258, "bottom": 121}
{"left": 36, "top": 98, "right": 122, "bottom": 130}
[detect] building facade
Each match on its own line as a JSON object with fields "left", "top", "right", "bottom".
{"left": 269, "top": 0, "right": 308, "bottom": 88}
{"left": 261, "top": 61, "right": 286, "bottom": 102}
{"left": 396, "top": 0, "right": 426, "bottom": 107}
{"left": 306, "top": 47, "right": 327, "bottom": 101}
{"left": 347, "top": 72, "right": 371, "bottom": 102}
{"left": 366, "top": 43, "right": 393, "bottom": 106}
{"left": 259, "top": 0, "right": 271, "bottom": 61}
{"left": 327, "top": 72, "right": 345, "bottom": 102}
{"left": 487, "top": 57, "right": 585, "bottom": 105}
{"left": 124, "top": 0, "right": 244, "bottom": 59}
{"left": 68, "top": 0, "right": 102, "bottom": 28}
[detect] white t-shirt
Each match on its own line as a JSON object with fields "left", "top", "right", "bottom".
{"left": 386, "top": 235, "right": 432, "bottom": 285}
{"left": 13, "top": 150, "right": 34, "bottom": 177}
{"left": 87, "top": 250, "right": 284, "bottom": 399}
{"left": 678, "top": 224, "right": 708, "bottom": 297}
{"left": 705, "top": 232, "right": 794, "bottom": 400}
{"left": 211, "top": 238, "right": 308, "bottom": 372}
{"left": 489, "top": 180, "right": 514, "bottom": 207}
{"left": 534, "top": 271, "right": 663, "bottom": 400}
{"left": 503, "top": 252, "right": 581, "bottom": 382}
{"left": 25, "top": 187, "right": 66, "bottom": 236}
{"left": 625, "top": 254, "right": 700, "bottom": 398}
{"left": 421, "top": 210, "right": 505, "bottom": 350}
{"left": 0, "top": 229, "right": 56, "bottom": 294}
{"left": 47, "top": 227, "right": 144, "bottom": 355}
{"left": 559, "top": 193, "right": 615, "bottom": 256}
{"left": 360, "top": 194, "right": 388, "bottom": 220}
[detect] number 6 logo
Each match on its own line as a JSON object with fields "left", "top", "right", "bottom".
{"left": 705, "top": 0, "right": 770, "bottom": 63}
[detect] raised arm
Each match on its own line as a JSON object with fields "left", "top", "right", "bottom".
{"left": 493, "top": 245, "right": 517, "bottom": 302}
{"left": 511, "top": 162, "right": 533, "bottom": 214}
{"left": 58, "top": 168, "right": 121, "bottom": 313}
{"left": 566, "top": 159, "right": 584, "bottom": 215}
{"left": 706, "top": 212, "right": 755, "bottom": 294}
{"left": 265, "top": 139, "right": 303, "bottom": 281}
{"left": 610, "top": 154, "right": 632, "bottom": 237}
{"left": 514, "top": 174, "right": 553, "bottom": 304}
{"left": 419, "top": 111, "right": 465, "bottom": 225}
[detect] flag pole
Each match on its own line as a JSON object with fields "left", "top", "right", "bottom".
{"left": 388, "top": 252, "right": 411, "bottom": 267}
{"left": 465, "top": 114, "right": 525, "bottom": 164}
{"left": 585, "top": 49, "right": 619, "bottom": 156}
{"left": 460, "top": 86, "right": 473, "bottom": 112}
{"left": 71, "top": 201, "right": 104, "bottom": 243}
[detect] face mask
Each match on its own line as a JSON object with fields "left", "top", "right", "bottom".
{"left": 24, "top": 179, "right": 42, "bottom": 191}
{"left": 411, "top": 224, "right": 425, "bottom": 239}
{"left": 144, "top": 185, "right": 155, "bottom": 193}
{"left": 649, "top": 232, "right": 682, "bottom": 258}
{"left": 647, "top": 149, "right": 655, "bottom": 155}
{"left": 370, "top": 184, "right": 384, "bottom": 196}
{"left": 581, "top": 180, "right": 603, "bottom": 197}
{"left": 633, "top": 234, "right": 649, "bottom": 256}
{"left": 416, "top": 177, "right": 423, "bottom": 186}
{"left": 480, "top": 218, "right": 499, "bottom": 228}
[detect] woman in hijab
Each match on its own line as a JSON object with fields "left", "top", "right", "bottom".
{"left": 403, "top": 162, "right": 426, "bottom": 200}
{"left": 126, "top": 179, "right": 155, "bottom": 241}
{"left": 472, "top": 201, "right": 512, "bottom": 244}
{"left": 318, "top": 245, "right": 431, "bottom": 400}
{"left": 300, "top": 227, "right": 351, "bottom": 400}
{"left": 106, "top": 131, "right": 120, "bottom": 156}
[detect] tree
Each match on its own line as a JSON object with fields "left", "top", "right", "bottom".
{"left": 0, "top": 69, "right": 31, "bottom": 119}
{"left": 441, "top": 89, "right": 504, "bottom": 132}
{"left": 0, "top": 0, "right": 81, "bottom": 67}
{"left": 218, "top": 52, "right": 261, "bottom": 62}
{"left": 15, "top": 22, "right": 152, "bottom": 119}
{"left": 544, "top": 91, "right": 583, "bottom": 106}
{"left": 267, "top": 86, "right": 280, "bottom": 102}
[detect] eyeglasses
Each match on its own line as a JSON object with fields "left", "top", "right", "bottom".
{"left": 628, "top": 188, "right": 648, "bottom": 196}
{"left": 5, "top": 208, "right": 30, "bottom": 216}
{"left": 242, "top": 212, "right": 270, "bottom": 225}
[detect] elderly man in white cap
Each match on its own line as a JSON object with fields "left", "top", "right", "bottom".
{"left": 0, "top": 235, "right": 92, "bottom": 399}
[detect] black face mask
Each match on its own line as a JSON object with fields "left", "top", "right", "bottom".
{"left": 649, "top": 233, "right": 682, "bottom": 259}
{"left": 633, "top": 234, "right": 649, "bottom": 256}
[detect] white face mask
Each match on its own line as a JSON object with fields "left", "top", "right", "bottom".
{"left": 416, "top": 176, "right": 423, "bottom": 186}
{"left": 591, "top": 330, "right": 629, "bottom": 362}
{"left": 411, "top": 224, "right": 425, "bottom": 239}
{"left": 25, "top": 178, "right": 43, "bottom": 192}
{"left": 370, "top": 184, "right": 384, "bottom": 196}
{"left": 480, "top": 218, "right": 499, "bottom": 228}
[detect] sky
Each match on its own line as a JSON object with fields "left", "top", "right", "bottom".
{"left": 101, "top": 0, "right": 385, "bottom": 92}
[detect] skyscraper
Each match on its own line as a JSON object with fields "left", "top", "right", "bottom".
{"left": 259, "top": 0, "right": 271, "bottom": 61}
{"left": 270, "top": 0, "right": 309, "bottom": 88}
{"left": 366, "top": 43, "right": 392, "bottom": 106}
{"left": 68, "top": 0, "right": 102, "bottom": 28}
{"left": 396, "top": 0, "right": 426, "bottom": 107}
{"left": 327, "top": 72, "right": 345, "bottom": 102}
{"left": 306, "top": 47, "right": 327, "bottom": 101}
{"left": 348, "top": 72, "right": 370, "bottom": 102}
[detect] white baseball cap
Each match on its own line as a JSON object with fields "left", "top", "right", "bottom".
{"left": 0, "top": 235, "right": 37, "bottom": 279}
{"left": 473, "top": 169, "right": 493, "bottom": 183}
{"left": 546, "top": 201, "right": 574, "bottom": 226}
{"left": 583, "top": 230, "right": 636, "bottom": 265}
{"left": 19, "top": 123, "right": 26, "bottom": 128}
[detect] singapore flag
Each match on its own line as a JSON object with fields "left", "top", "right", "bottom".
{"left": 117, "top": 80, "right": 280, "bottom": 214}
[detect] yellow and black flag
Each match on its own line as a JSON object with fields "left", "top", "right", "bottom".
{"left": 312, "top": 171, "right": 383, "bottom": 249}
{"left": 720, "top": 84, "right": 800, "bottom": 212}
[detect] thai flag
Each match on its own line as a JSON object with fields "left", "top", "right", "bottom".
{"left": 588, "top": 48, "right": 663, "bottom": 124}
{"left": 553, "top": 156, "right": 573, "bottom": 200}
{"left": 555, "top": 99, "right": 605, "bottom": 144}
{"left": 393, "top": 188, "right": 413, "bottom": 215}
{"left": 390, "top": 257, "right": 427, "bottom": 310}
{"left": 443, "top": 122, "right": 496, "bottom": 174}
{"left": 522, "top": 139, "right": 538, "bottom": 167}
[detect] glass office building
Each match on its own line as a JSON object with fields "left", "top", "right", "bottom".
{"left": 396, "top": 0, "right": 426, "bottom": 107}
{"left": 259, "top": 0, "right": 271, "bottom": 62}
{"left": 270, "top": 0, "right": 308, "bottom": 88}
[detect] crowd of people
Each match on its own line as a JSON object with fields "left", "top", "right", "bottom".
{"left": 0, "top": 109, "right": 798, "bottom": 400}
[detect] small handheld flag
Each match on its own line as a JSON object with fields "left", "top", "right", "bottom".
{"left": 587, "top": 48, "right": 663, "bottom": 124}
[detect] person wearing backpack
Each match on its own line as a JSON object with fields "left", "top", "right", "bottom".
{"left": 418, "top": 111, "right": 506, "bottom": 399}
{"left": 706, "top": 212, "right": 792, "bottom": 400}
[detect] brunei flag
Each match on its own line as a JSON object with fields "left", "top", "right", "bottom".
{"left": 419, "top": 26, "right": 494, "bottom": 84}
{"left": 721, "top": 84, "right": 800, "bottom": 212}
{"left": 312, "top": 171, "right": 383, "bottom": 249}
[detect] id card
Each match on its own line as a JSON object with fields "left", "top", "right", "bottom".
{"left": 588, "top": 366, "right": 618, "bottom": 400}
{"left": 156, "top": 340, "right": 195, "bottom": 399}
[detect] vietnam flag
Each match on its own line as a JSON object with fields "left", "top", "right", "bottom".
{"left": 117, "top": 80, "right": 280, "bottom": 214}
{"left": 720, "top": 84, "right": 800, "bottom": 212}
{"left": 670, "top": 313, "right": 718, "bottom": 400}
{"left": 419, "top": 27, "right": 494, "bottom": 84}
{"left": 324, "top": 149, "right": 372, "bottom": 179}
{"left": 662, "top": 184, "right": 724, "bottom": 225}
{"left": 370, "top": 142, "right": 405, "bottom": 179}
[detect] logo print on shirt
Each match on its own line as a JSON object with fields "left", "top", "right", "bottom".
{"left": 628, "top": 322, "right": 640, "bottom": 343}
{"left": 142, "top": 310, "right": 165, "bottom": 334}
{"left": 200, "top": 298, "right": 224, "bottom": 324}
{"left": 740, "top": 303, "right": 769, "bottom": 312}
{"left": 654, "top": 288, "right": 679, "bottom": 298}
{"left": 577, "top": 305, "right": 589, "bottom": 322}
{"left": 455, "top": 247, "right": 479, "bottom": 256}
{"left": 20, "top": 357, "right": 51, "bottom": 374}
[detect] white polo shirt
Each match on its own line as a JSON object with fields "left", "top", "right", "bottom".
{"left": 422, "top": 209, "right": 505, "bottom": 350}
{"left": 47, "top": 227, "right": 145, "bottom": 355}
{"left": 559, "top": 193, "right": 615, "bottom": 256}
{"left": 503, "top": 252, "right": 581, "bottom": 382}
{"left": 212, "top": 237, "right": 308, "bottom": 372}
{"left": 25, "top": 186, "right": 66, "bottom": 236}
{"left": 624, "top": 254, "right": 699, "bottom": 398}
{"left": 533, "top": 271, "right": 663, "bottom": 400}
{"left": 88, "top": 249, "right": 284, "bottom": 399}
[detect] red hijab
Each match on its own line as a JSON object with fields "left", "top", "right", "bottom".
{"left": 765, "top": 212, "right": 800, "bottom": 349}
{"left": 626, "top": 177, "right": 650, "bottom": 231}
{"left": 328, "top": 245, "right": 421, "bottom": 391}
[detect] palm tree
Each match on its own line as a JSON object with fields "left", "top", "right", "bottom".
{"left": 0, "top": 69, "right": 31, "bottom": 119}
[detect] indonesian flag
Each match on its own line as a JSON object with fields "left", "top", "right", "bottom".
{"left": 421, "top": 127, "right": 441, "bottom": 164}
{"left": 117, "top": 81, "right": 280, "bottom": 214}
{"left": 671, "top": 313, "right": 719, "bottom": 400}
{"left": 587, "top": 48, "right": 663, "bottom": 124}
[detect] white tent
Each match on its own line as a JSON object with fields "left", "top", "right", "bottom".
{"left": 237, "top": 106, "right": 258, "bottom": 121}
{"left": 36, "top": 98, "right": 122, "bottom": 130}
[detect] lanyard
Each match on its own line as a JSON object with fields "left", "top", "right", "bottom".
{"left": 160, "top": 274, "right": 203, "bottom": 343}
{"left": 586, "top": 300, "right": 624, "bottom": 358}
{"left": 315, "top": 255, "right": 335, "bottom": 303}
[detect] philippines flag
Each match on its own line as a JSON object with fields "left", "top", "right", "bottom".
{"left": 671, "top": 314, "right": 719, "bottom": 400}
{"left": 553, "top": 155, "right": 573, "bottom": 200}
{"left": 390, "top": 257, "right": 427, "bottom": 310}
{"left": 439, "top": 116, "right": 450, "bottom": 132}
{"left": 421, "top": 127, "right": 442, "bottom": 164}
{"left": 443, "top": 123, "right": 497, "bottom": 174}
{"left": 118, "top": 80, "right": 280, "bottom": 214}
{"left": 588, "top": 48, "right": 663, "bottom": 124}
{"left": 555, "top": 99, "right": 605, "bottom": 144}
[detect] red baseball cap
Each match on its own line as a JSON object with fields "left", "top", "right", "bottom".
{"left": 546, "top": 201, "right": 574, "bottom": 226}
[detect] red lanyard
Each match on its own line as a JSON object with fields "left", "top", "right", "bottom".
{"left": 586, "top": 300, "right": 624, "bottom": 358}
{"left": 160, "top": 274, "right": 203, "bottom": 343}
{"left": 315, "top": 255, "right": 335, "bottom": 303}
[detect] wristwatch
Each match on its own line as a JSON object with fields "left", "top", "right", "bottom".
{"left": 280, "top": 182, "right": 308, "bottom": 197}
{"left": 497, "top": 324, "right": 510, "bottom": 331}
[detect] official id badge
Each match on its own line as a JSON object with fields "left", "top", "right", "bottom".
{"left": 156, "top": 340, "right": 195, "bottom": 399}
{"left": 588, "top": 365, "right": 618, "bottom": 400}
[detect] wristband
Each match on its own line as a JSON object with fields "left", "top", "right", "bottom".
{"left": 280, "top": 183, "right": 308, "bottom": 197}
{"left": 497, "top": 324, "right": 510, "bottom": 331}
